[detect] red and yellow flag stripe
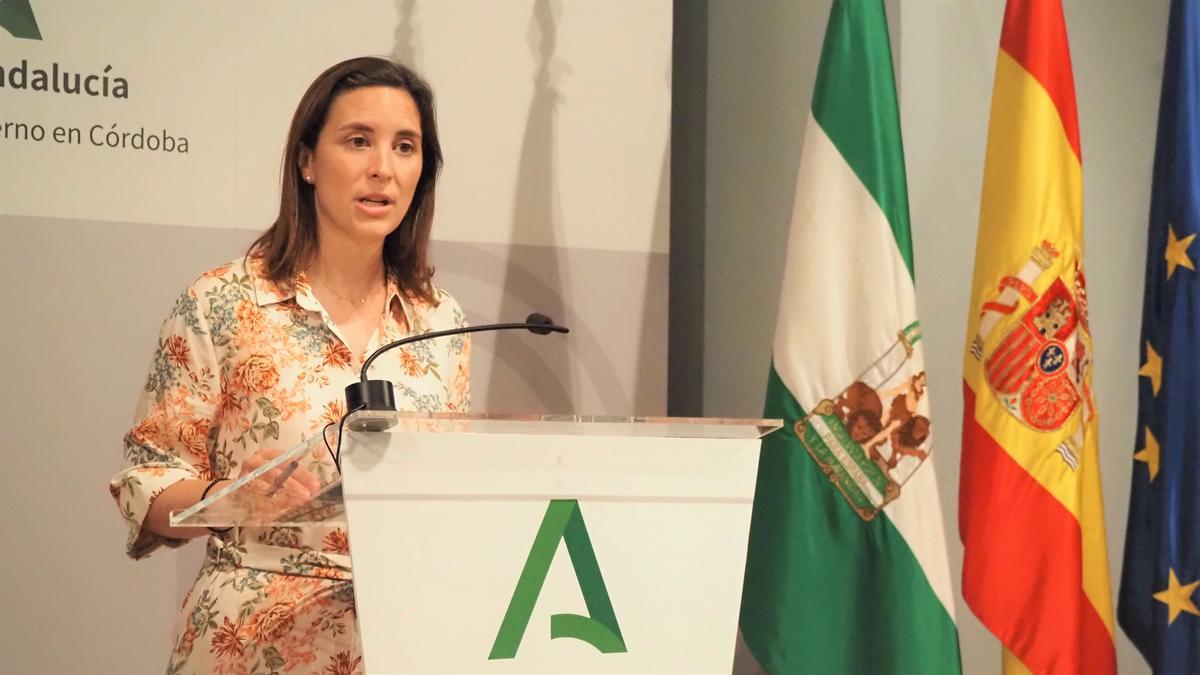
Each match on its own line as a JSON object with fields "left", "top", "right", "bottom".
{"left": 960, "top": 1, "right": 1115, "bottom": 674}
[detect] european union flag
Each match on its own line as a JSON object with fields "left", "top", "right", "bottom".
{"left": 1117, "top": 1, "right": 1200, "bottom": 672}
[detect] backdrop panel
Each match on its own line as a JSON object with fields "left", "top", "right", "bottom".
{"left": 0, "top": 2, "right": 670, "bottom": 672}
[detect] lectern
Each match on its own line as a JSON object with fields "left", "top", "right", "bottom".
{"left": 174, "top": 411, "right": 780, "bottom": 674}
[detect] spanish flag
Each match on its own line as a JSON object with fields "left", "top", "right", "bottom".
{"left": 960, "top": 1, "right": 1116, "bottom": 674}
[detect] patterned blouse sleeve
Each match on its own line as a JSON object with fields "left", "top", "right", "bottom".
{"left": 109, "top": 283, "right": 221, "bottom": 560}
{"left": 443, "top": 292, "right": 471, "bottom": 413}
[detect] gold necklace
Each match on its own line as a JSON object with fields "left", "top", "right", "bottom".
{"left": 311, "top": 276, "right": 384, "bottom": 307}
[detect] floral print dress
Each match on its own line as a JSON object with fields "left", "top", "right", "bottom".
{"left": 109, "top": 257, "right": 470, "bottom": 675}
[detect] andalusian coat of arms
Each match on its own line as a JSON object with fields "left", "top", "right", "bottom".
{"left": 795, "top": 322, "right": 931, "bottom": 521}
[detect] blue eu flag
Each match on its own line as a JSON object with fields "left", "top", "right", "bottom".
{"left": 1117, "top": 1, "right": 1200, "bottom": 672}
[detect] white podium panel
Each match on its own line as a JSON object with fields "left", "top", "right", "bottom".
{"left": 340, "top": 415, "right": 774, "bottom": 674}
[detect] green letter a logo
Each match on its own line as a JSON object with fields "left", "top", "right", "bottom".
{"left": 0, "top": 0, "right": 42, "bottom": 40}
{"left": 489, "top": 499, "right": 626, "bottom": 659}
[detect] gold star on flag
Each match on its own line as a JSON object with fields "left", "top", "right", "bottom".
{"left": 1153, "top": 568, "right": 1200, "bottom": 624}
{"left": 1134, "top": 428, "right": 1160, "bottom": 481}
{"left": 1139, "top": 342, "right": 1163, "bottom": 396}
{"left": 1165, "top": 225, "right": 1196, "bottom": 279}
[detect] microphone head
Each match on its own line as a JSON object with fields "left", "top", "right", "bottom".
{"left": 525, "top": 312, "right": 556, "bottom": 335}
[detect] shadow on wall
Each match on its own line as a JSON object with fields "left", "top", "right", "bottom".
{"left": 635, "top": 135, "right": 670, "bottom": 414}
{"left": 391, "top": 0, "right": 420, "bottom": 70}
{"left": 486, "top": 0, "right": 576, "bottom": 413}
{"left": 391, "top": 1, "right": 667, "bottom": 416}
{"left": 390, "top": 0, "right": 580, "bottom": 414}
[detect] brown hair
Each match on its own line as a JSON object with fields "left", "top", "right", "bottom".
{"left": 249, "top": 56, "right": 444, "bottom": 304}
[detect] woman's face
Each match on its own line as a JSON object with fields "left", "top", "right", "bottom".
{"left": 300, "top": 85, "right": 424, "bottom": 248}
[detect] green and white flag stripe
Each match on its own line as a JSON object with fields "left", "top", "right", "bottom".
{"left": 738, "top": 1, "right": 961, "bottom": 673}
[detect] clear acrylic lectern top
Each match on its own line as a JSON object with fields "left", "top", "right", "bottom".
{"left": 171, "top": 411, "right": 781, "bottom": 530}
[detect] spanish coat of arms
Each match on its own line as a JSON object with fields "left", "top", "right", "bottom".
{"left": 969, "top": 240, "right": 1095, "bottom": 470}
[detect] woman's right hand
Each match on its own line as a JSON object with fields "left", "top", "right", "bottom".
{"left": 237, "top": 448, "right": 322, "bottom": 502}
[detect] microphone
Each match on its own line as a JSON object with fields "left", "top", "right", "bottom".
{"left": 344, "top": 312, "right": 569, "bottom": 419}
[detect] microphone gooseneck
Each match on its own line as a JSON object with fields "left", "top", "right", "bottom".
{"left": 344, "top": 313, "right": 569, "bottom": 417}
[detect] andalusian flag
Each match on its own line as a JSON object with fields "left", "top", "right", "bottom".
{"left": 1118, "top": 1, "right": 1200, "bottom": 671}
{"left": 960, "top": 1, "right": 1116, "bottom": 673}
{"left": 737, "top": 1, "right": 960, "bottom": 672}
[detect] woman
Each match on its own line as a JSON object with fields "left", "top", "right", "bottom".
{"left": 109, "top": 57, "right": 470, "bottom": 674}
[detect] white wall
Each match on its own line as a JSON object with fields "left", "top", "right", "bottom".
{"left": 702, "top": 1, "right": 1167, "bottom": 672}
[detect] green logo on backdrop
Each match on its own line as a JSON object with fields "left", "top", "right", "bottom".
{"left": 489, "top": 499, "right": 627, "bottom": 660}
{"left": 0, "top": 0, "right": 42, "bottom": 40}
